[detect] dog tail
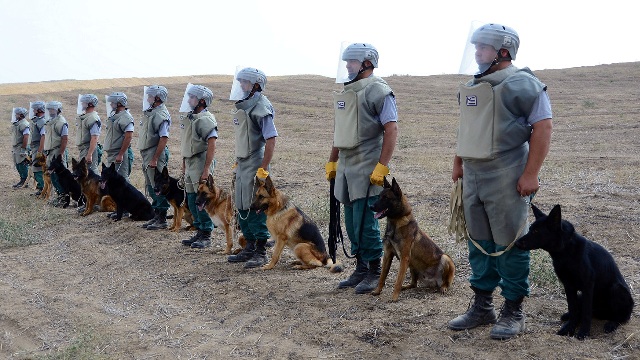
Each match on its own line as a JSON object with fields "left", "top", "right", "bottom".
{"left": 440, "top": 254, "right": 456, "bottom": 293}
{"left": 325, "top": 258, "right": 344, "bottom": 273}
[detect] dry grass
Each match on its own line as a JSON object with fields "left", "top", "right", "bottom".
{"left": 0, "top": 62, "right": 638, "bottom": 359}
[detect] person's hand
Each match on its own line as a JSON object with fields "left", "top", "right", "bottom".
{"left": 200, "top": 170, "right": 209, "bottom": 182}
{"left": 517, "top": 173, "right": 539, "bottom": 197}
{"left": 325, "top": 161, "right": 337, "bottom": 181}
{"left": 85, "top": 155, "right": 92, "bottom": 164}
{"left": 256, "top": 167, "right": 269, "bottom": 180}
{"left": 370, "top": 162, "right": 389, "bottom": 186}
{"left": 115, "top": 154, "right": 123, "bottom": 163}
{"left": 148, "top": 158, "right": 158, "bottom": 168}
{"left": 452, "top": 163, "right": 464, "bottom": 183}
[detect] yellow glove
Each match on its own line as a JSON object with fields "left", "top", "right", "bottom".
{"left": 232, "top": 162, "right": 238, "bottom": 174}
{"left": 325, "top": 161, "right": 337, "bottom": 181}
{"left": 256, "top": 167, "right": 269, "bottom": 180}
{"left": 370, "top": 162, "right": 390, "bottom": 186}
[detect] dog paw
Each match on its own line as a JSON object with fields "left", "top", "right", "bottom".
{"left": 558, "top": 322, "right": 576, "bottom": 337}
{"left": 575, "top": 329, "right": 590, "bottom": 340}
{"left": 560, "top": 312, "right": 571, "bottom": 321}
{"left": 261, "top": 265, "right": 274, "bottom": 270}
{"left": 603, "top": 321, "right": 620, "bottom": 333}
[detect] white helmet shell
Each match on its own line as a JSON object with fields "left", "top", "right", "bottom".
{"left": 12, "top": 107, "right": 27, "bottom": 123}
{"left": 459, "top": 22, "right": 520, "bottom": 75}
{"left": 145, "top": 85, "right": 168, "bottom": 110}
{"left": 229, "top": 66, "right": 267, "bottom": 101}
{"left": 179, "top": 83, "right": 213, "bottom": 112}
{"left": 336, "top": 42, "right": 379, "bottom": 83}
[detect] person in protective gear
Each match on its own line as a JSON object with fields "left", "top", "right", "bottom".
{"left": 226, "top": 67, "right": 278, "bottom": 269}
{"left": 29, "top": 101, "right": 47, "bottom": 195}
{"left": 11, "top": 107, "right": 31, "bottom": 188}
{"left": 139, "top": 85, "right": 172, "bottom": 230}
{"left": 179, "top": 84, "right": 217, "bottom": 249}
{"left": 76, "top": 94, "right": 102, "bottom": 174}
{"left": 43, "top": 101, "right": 69, "bottom": 205}
{"left": 327, "top": 43, "right": 398, "bottom": 294}
{"left": 448, "top": 23, "right": 553, "bottom": 340}
{"left": 104, "top": 92, "right": 134, "bottom": 182}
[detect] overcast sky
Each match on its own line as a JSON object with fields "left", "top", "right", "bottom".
{"left": 1, "top": 0, "right": 638, "bottom": 84}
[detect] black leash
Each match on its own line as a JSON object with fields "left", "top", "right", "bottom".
{"left": 328, "top": 180, "right": 371, "bottom": 262}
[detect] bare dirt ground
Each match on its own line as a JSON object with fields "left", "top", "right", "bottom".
{"left": 0, "top": 63, "right": 639, "bottom": 359}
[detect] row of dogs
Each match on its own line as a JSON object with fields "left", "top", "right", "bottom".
{"left": 32, "top": 153, "right": 634, "bottom": 339}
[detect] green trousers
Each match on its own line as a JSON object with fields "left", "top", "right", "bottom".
{"left": 33, "top": 171, "right": 44, "bottom": 190}
{"left": 343, "top": 195, "right": 383, "bottom": 262}
{"left": 146, "top": 185, "right": 170, "bottom": 212}
{"left": 467, "top": 239, "right": 530, "bottom": 301}
{"left": 16, "top": 161, "right": 29, "bottom": 180}
{"left": 186, "top": 192, "right": 213, "bottom": 232}
{"left": 237, "top": 209, "right": 270, "bottom": 241}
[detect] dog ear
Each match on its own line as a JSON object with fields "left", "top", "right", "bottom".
{"left": 161, "top": 166, "right": 168, "bottom": 177}
{"left": 549, "top": 204, "right": 562, "bottom": 229}
{"left": 531, "top": 203, "right": 546, "bottom": 220}
{"left": 264, "top": 175, "right": 275, "bottom": 193}
{"left": 383, "top": 176, "right": 391, "bottom": 188}
{"left": 391, "top": 177, "right": 402, "bottom": 197}
{"left": 110, "top": 162, "right": 116, "bottom": 171}
{"left": 79, "top": 157, "right": 86, "bottom": 165}
{"left": 207, "top": 173, "right": 214, "bottom": 189}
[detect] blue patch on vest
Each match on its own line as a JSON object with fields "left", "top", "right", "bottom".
{"left": 337, "top": 101, "right": 346, "bottom": 109}
{"left": 466, "top": 95, "right": 477, "bottom": 106}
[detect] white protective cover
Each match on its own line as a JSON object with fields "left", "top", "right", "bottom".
{"left": 76, "top": 94, "right": 84, "bottom": 115}
{"left": 335, "top": 41, "right": 358, "bottom": 84}
{"left": 179, "top": 83, "right": 194, "bottom": 112}
{"left": 143, "top": 86, "right": 151, "bottom": 111}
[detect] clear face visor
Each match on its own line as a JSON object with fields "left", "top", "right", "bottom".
{"left": 229, "top": 65, "right": 251, "bottom": 101}
{"left": 76, "top": 94, "right": 85, "bottom": 115}
{"left": 179, "top": 83, "right": 195, "bottom": 112}
{"left": 11, "top": 108, "right": 17, "bottom": 123}
{"left": 47, "top": 108, "right": 59, "bottom": 118}
{"left": 459, "top": 21, "right": 500, "bottom": 75}
{"left": 105, "top": 95, "right": 118, "bottom": 117}
{"left": 335, "top": 41, "right": 363, "bottom": 84}
{"left": 143, "top": 86, "right": 152, "bottom": 111}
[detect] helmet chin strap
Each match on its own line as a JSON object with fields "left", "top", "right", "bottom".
{"left": 345, "top": 63, "right": 374, "bottom": 85}
{"left": 475, "top": 51, "right": 510, "bottom": 78}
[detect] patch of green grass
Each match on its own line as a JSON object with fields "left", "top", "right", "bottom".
{"left": 38, "top": 326, "right": 110, "bottom": 360}
{"left": 529, "top": 249, "right": 561, "bottom": 290}
{"left": 582, "top": 100, "right": 596, "bottom": 108}
{"left": 0, "top": 218, "right": 34, "bottom": 248}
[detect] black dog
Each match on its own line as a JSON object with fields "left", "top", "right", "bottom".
{"left": 154, "top": 166, "right": 194, "bottom": 231}
{"left": 515, "top": 204, "right": 634, "bottom": 339}
{"left": 99, "top": 162, "right": 154, "bottom": 221}
{"left": 47, "top": 154, "right": 85, "bottom": 208}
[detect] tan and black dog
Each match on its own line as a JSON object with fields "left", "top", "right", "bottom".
{"left": 195, "top": 174, "right": 245, "bottom": 255}
{"left": 32, "top": 152, "right": 52, "bottom": 200}
{"left": 71, "top": 157, "right": 116, "bottom": 216}
{"left": 251, "top": 175, "right": 342, "bottom": 272}
{"left": 154, "top": 167, "right": 194, "bottom": 232}
{"left": 370, "top": 177, "right": 455, "bottom": 301}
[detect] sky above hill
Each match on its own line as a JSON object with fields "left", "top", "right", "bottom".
{"left": 2, "top": 0, "right": 638, "bottom": 84}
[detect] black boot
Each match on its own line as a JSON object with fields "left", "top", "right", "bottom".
{"left": 12, "top": 178, "right": 26, "bottom": 189}
{"left": 354, "top": 258, "right": 381, "bottom": 294}
{"left": 147, "top": 210, "right": 168, "bottom": 230}
{"left": 228, "top": 239, "right": 255, "bottom": 262}
{"left": 490, "top": 297, "right": 526, "bottom": 340}
{"left": 181, "top": 229, "right": 203, "bottom": 246}
{"left": 191, "top": 231, "right": 212, "bottom": 249}
{"left": 338, "top": 255, "right": 369, "bottom": 289}
{"left": 142, "top": 209, "right": 159, "bottom": 229}
{"left": 448, "top": 286, "right": 498, "bottom": 330}
{"left": 244, "top": 238, "right": 269, "bottom": 268}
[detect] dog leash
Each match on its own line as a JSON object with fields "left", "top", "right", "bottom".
{"left": 448, "top": 179, "right": 532, "bottom": 257}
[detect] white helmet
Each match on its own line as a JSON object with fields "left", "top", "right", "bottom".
{"left": 46, "top": 101, "right": 63, "bottom": 111}
{"left": 187, "top": 84, "right": 213, "bottom": 107}
{"left": 80, "top": 94, "right": 99, "bottom": 107}
{"left": 236, "top": 67, "right": 267, "bottom": 91}
{"left": 30, "top": 101, "right": 46, "bottom": 113}
{"left": 471, "top": 23, "right": 519, "bottom": 60}
{"left": 341, "top": 43, "right": 379, "bottom": 68}
{"left": 107, "top": 92, "right": 128, "bottom": 107}
{"left": 146, "top": 85, "right": 168, "bottom": 103}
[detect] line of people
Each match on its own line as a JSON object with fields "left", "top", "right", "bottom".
{"left": 9, "top": 26, "right": 553, "bottom": 341}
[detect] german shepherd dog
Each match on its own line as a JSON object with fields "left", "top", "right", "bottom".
{"left": 195, "top": 174, "right": 246, "bottom": 254}
{"left": 100, "top": 162, "right": 155, "bottom": 221}
{"left": 153, "top": 167, "right": 194, "bottom": 231}
{"left": 48, "top": 154, "right": 85, "bottom": 208}
{"left": 71, "top": 157, "right": 116, "bottom": 216}
{"left": 515, "top": 204, "right": 634, "bottom": 339}
{"left": 370, "top": 177, "right": 455, "bottom": 301}
{"left": 32, "top": 152, "right": 52, "bottom": 200}
{"left": 251, "top": 176, "right": 342, "bottom": 272}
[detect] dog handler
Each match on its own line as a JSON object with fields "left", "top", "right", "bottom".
{"left": 326, "top": 43, "right": 398, "bottom": 294}
{"left": 448, "top": 23, "right": 553, "bottom": 340}
{"left": 76, "top": 94, "right": 102, "bottom": 174}
{"left": 139, "top": 85, "right": 172, "bottom": 231}
{"left": 179, "top": 84, "right": 217, "bottom": 249}
{"left": 104, "top": 92, "right": 134, "bottom": 182}
{"left": 43, "top": 101, "right": 69, "bottom": 203}
{"left": 10, "top": 107, "right": 31, "bottom": 188}
{"left": 29, "top": 101, "right": 48, "bottom": 195}
{"left": 226, "top": 67, "right": 278, "bottom": 269}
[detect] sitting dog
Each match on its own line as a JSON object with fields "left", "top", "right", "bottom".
{"left": 370, "top": 177, "right": 455, "bottom": 301}
{"left": 48, "top": 154, "right": 85, "bottom": 208}
{"left": 99, "top": 162, "right": 155, "bottom": 221}
{"left": 32, "top": 152, "right": 52, "bottom": 200}
{"left": 195, "top": 174, "right": 246, "bottom": 255}
{"left": 251, "top": 176, "right": 342, "bottom": 272}
{"left": 71, "top": 158, "right": 116, "bottom": 216}
{"left": 515, "top": 204, "right": 634, "bottom": 339}
{"left": 153, "top": 167, "right": 194, "bottom": 231}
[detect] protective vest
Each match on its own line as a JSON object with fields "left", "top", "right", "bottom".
{"left": 12, "top": 119, "right": 30, "bottom": 147}
{"left": 138, "top": 104, "right": 170, "bottom": 151}
{"left": 181, "top": 110, "right": 217, "bottom": 158}
{"left": 30, "top": 116, "right": 46, "bottom": 148}
{"left": 332, "top": 76, "right": 391, "bottom": 149}
{"left": 457, "top": 66, "right": 546, "bottom": 160}
{"left": 104, "top": 110, "right": 134, "bottom": 152}
{"left": 76, "top": 112, "right": 101, "bottom": 147}
{"left": 43, "top": 115, "right": 67, "bottom": 151}
{"left": 232, "top": 94, "right": 272, "bottom": 158}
